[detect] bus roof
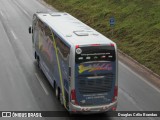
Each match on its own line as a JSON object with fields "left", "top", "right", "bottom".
{"left": 36, "top": 12, "right": 115, "bottom": 46}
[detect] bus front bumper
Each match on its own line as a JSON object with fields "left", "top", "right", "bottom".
{"left": 70, "top": 101, "right": 117, "bottom": 113}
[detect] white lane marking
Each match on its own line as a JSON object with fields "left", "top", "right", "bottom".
{"left": 14, "top": 0, "right": 30, "bottom": 18}
{"left": 0, "top": 11, "right": 4, "bottom": 17}
{"left": 35, "top": 73, "right": 49, "bottom": 95}
{"left": 11, "top": 30, "right": 17, "bottom": 40}
{"left": 119, "top": 88, "right": 143, "bottom": 111}
{"left": 119, "top": 61, "right": 160, "bottom": 93}
{"left": 119, "top": 88, "right": 155, "bottom": 120}
{"left": 0, "top": 21, "right": 12, "bottom": 47}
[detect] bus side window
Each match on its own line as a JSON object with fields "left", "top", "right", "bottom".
{"left": 44, "top": 25, "right": 51, "bottom": 38}
{"left": 38, "top": 19, "right": 45, "bottom": 32}
{"left": 55, "top": 36, "right": 69, "bottom": 59}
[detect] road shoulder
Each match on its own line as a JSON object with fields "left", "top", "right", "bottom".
{"left": 119, "top": 50, "right": 160, "bottom": 89}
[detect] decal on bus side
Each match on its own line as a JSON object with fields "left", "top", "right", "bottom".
{"left": 50, "top": 29, "right": 67, "bottom": 109}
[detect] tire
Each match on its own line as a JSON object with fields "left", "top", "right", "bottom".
{"left": 55, "top": 84, "right": 60, "bottom": 100}
{"left": 35, "top": 52, "right": 37, "bottom": 59}
{"left": 60, "top": 92, "right": 64, "bottom": 105}
{"left": 36, "top": 56, "right": 41, "bottom": 69}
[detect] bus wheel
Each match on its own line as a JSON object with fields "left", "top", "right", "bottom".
{"left": 60, "top": 92, "right": 63, "bottom": 105}
{"left": 55, "top": 84, "right": 60, "bottom": 100}
{"left": 37, "top": 56, "right": 41, "bottom": 69}
{"left": 35, "top": 52, "right": 37, "bottom": 59}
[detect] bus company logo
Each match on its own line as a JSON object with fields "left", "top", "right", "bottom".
{"left": 78, "top": 63, "right": 112, "bottom": 74}
{"left": 76, "top": 48, "right": 82, "bottom": 54}
{"left": 2, "top": 112, "right": 11, "bottom": 117}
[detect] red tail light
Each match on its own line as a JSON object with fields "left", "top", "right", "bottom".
{"left": 112, "top": 107, "right": 117, "bottom": 111}
{"left": 71, "top": 89, "right": 78, "bottom": 105}
{"left": 112, "top": 86, "right": 118, "bottom": 102}
{"left": 110, "top": 43, "right": 115, "bottom": 47}
{"left": 75, "top": 45, "right": 79, "bottom": 49}
{"left": 90, "top": 44, "right": 100, "bottom": 46}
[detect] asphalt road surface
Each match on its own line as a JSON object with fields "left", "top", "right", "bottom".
{"left": 0, "top": 0, "right": 159, "bottom": 120}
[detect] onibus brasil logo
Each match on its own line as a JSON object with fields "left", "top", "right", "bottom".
{"left": 78, "top": 63, "right": 112, "bottom": 74}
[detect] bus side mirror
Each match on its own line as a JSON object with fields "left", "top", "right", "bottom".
{"left": 29, "top": 25, "right": 33, "bottom": 34}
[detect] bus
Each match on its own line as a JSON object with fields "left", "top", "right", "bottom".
{"left": 29, "top": 12, "right": 118, "bottom": 113}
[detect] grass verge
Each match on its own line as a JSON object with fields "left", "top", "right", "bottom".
{"left": 44, "top": 0, "right": 160, "bottom": 75}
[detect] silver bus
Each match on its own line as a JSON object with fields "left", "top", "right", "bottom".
{"left": 29, "top": 12, "right": 118, "bottom": 113}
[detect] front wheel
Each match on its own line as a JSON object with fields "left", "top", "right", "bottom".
{"left": 36, "top": 56, "right": 41, "bottom": 69}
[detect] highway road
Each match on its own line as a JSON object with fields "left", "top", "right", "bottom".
{"left": 0, "top": 0, "right": 159, "bottom": 120}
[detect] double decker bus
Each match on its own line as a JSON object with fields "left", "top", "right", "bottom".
{"left": 29, "top": 12, "right": 118, "bottom": 113}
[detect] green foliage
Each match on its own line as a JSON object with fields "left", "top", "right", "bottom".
{"left": 44, "top": 0, "right": 160, "bottom": 75}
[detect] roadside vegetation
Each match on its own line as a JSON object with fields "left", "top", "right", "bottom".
{"left": 44, "top": 0, "right": 160, "bottom": 75}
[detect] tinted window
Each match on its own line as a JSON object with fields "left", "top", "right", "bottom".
{"left": 44, "top": 25, "right": 52, "bottom": 40}
{"left": 38, "top": 19, "right": 45, "bottom": 31}
{"left": 55, "top": 36, "right": 70, "bottom": 58}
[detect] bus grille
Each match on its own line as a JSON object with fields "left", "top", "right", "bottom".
{"left": 78, "top": 74, "right": 114, "bottom": 94}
